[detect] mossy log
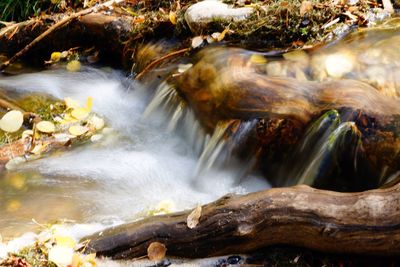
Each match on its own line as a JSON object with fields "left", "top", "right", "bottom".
{"left": 82, "top": 182, "right": 400, "bottom": 259}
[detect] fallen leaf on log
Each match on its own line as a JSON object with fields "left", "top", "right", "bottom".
{"left": 187, "top": 205, "right": 202, "bottom": 229}
{"left": 147, "top": 242, "right": 167, "bottom": 261}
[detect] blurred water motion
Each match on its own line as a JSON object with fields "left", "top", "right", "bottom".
{"left": 0, "top": 67, "right": 269, "bottom": 240}
{"left": 267, "top": 19, "right": 400, "bottom": 97}
{"left": 170, "top": 20, "right": 400, "bottom": 191}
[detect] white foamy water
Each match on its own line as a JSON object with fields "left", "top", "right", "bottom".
{"left": 0, "top": 67, "right": 269, "bottom": 244}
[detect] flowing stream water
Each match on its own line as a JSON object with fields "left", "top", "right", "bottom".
{"left": 0, "top": 67, "right": 269, "bottom": 244}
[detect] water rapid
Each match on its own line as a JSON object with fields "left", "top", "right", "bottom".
{"left": 0, "top": 67, "right": 270, "bottom": 241}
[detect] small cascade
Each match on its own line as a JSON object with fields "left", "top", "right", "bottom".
{"left": 143, "top": 80, "right": 259, "bottom": 178}
{"left": 195, "top": 121, "right": 231, "bottom": 175}
{"left": 291, "top": 121, "right": 362, "bottom": 189}
{"left": 143, "top": 80, "right": 208, "bottom": 155}
{"left": 195, "top": 119, "right": 259, "bottom": 178}
{"left": 0, "top": 67, "right": 271, "bottom": 240}
{"left": 143, "top": 81, "right": 181, "bottom": 119}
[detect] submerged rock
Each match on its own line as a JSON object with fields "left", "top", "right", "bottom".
{"left": 184, "top": 0, "right": 253, "bottom": 34}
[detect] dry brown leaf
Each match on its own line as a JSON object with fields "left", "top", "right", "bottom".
{"left": 147, "top": 242, "right": 167, "bottom": 261}
{"left": 300, "top": 1, "right": 313, "bottom": 16}
{"left": 187, "top": 205, "right": 202, "bottom": 229}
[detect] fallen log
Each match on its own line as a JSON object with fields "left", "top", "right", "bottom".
{"left": 82, "top": 182, "right": 400, "bottom": 259}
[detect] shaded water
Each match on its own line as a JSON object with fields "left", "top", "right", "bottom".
{"left": 0, "top": 68, "right": 269, "bottom": 240}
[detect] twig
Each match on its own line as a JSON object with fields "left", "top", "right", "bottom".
{"left": 0, "top": 0, "right": 125, "bottom": 71}
{"left": 135, "top": 48, "right": 191, "bottom": 80}
{"left": 0, "top": 98, "right": 24, "bottom": 112}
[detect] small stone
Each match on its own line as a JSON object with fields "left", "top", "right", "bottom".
{"left": 227, "top": 255, "right": 242, "bottom": 265}
{"left": 347, "top": 0, "right": 359, "bottom": 5}
{"left": 90, "top": 134, "right": 103, "bottom": 142}
{"left": 185, "top": 0, "right": 253, "bottom": 34}
{"left": 5, "top": 157, "right": 26, "bottom": 170}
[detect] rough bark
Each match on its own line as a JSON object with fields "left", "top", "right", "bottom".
{"left": 82, "top": 183, "right": 400, "bottom": 259}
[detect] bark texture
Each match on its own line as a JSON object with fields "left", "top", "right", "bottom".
{"left": 82, "top": 183, "right": 400, "bottom": 259}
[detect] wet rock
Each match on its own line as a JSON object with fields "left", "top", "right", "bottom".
{"left": 184, "top": 0, "right": 253, "bottom": 34}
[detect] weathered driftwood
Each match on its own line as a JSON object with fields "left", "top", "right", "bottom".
{"left": 82, "top": 182, "right": 400, "bottom": 259}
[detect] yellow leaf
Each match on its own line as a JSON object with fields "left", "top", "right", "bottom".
{"left": 169, "top": 11, "right": 177, "bottom": 25}
{"left": 187, "top": 206, "right": 202, "bottom": 229}
{"left": 66, "top": 60, "right": 81, "bottom": 72}
{"left": 0, "top": 110, "right": 23, "bottom": 133}
{"left": 69, "top": 125, "right": 89, "bottom": 136}
{"left": 36, "top": 121, "right": 56, "bottom": 133}
{"left": 71, "top": 253, "right": 82, "bottom": 267}
{"left": 50, "top": 52, "right": 62, "bottom": 62}
{"left": 148, "top": 200, "right": 175, "bottom": 216}
{"left": 85, "top": 97, "right": 93, "bottom": 111}
{"left": 211, "top": 28, "right": 229, "bottom": 42}
{"left": 6, "top": 200, "right": 21, "bottom": 212}
{"left": 71, "top": 108, "right": 89, "bottom": 120}
{"left": 147, "top": 242, "right": 167, "bottom": 261}
{"left": 84, "top": 253, "right": 96, "bottom": 265}
{"left": 9, "top": 173, "right": 26, "bottom": 190}
{"left": 60, "top": 113, "right": 79, "bottom": 124}
{"left": 250, "top": 54, "right": 267, "bottom": 64}
{"left": 65, "top": 97, "right": 81, "bottom": 109}
{"left": 55, "top": 236, "right": 76, "bottom": 248}
{"left": 282, "top": 50, "right": 309, "bottom": 64}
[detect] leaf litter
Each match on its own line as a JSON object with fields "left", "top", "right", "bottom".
{"left": 0, "top": 94, "right": 106, "bottom": 170}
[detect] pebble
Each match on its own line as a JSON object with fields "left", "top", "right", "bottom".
{"left": 185, "top": 0, "right": 253, "bottom": 34}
